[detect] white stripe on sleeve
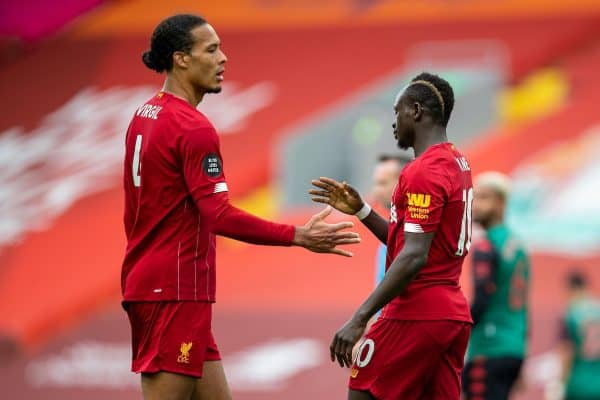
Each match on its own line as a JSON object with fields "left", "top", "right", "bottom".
{"left": 213, "top": 182, "right": 228, "bottom": 193}
{"left": 404, "top": 223, "right": 424, "bottom": 233}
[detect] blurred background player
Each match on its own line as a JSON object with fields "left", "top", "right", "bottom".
{"left": 311, "top": 72, "right": 473, "bottom": 400}
{"left": 463, "top": 171, "right": 530, "bottom": 400}
{"left": 122, "top": 14, "right": 360, "bottom": 400}
{"left": 371, "top": 154, "right": 411, "bottom": 289}
{"left": 556, "top": 270, "right": 600, "bottom": 400}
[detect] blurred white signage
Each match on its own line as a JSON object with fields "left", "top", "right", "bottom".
{"left": 26, "top": 338, "right": 321, "bottom": 391}
{"left": 0, "top": 83, "right": 276, "bottom": 248}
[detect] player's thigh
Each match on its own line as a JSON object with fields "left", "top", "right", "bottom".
{"left": 348, "top": 388, "right": 376, "bottom": 400}
{"left": 141, "top": 371, "right": 196, "bottom": 400}
{"left": 421, "top": 322, "right": 471, "bottom": 400}
{"left": 126, "top": 301, "right": 213, "bottom": 378}
{"left": 349, "top": 319, "right": 445, "bottom": 400}
{"left": 192, "top": 360, "right": 232, "bottom": 400}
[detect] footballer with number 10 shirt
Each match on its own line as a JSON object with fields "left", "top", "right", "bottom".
{"left": 311, "top": 73, "right": 473, "bottom": 400}
{"left": 121, "top": 14, "right": 360, "bottom": 400}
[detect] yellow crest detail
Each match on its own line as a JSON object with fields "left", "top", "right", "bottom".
{"left": 177, "top": 342, "right": 193, "bottom": 364}
{"left": 350, "top": 367, "right": 359, "bottom": 378}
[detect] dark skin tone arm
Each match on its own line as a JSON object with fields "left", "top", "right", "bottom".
{"left": 330, "top": 231, "right": 434, "bottom": 367}
{"left": 309, "top": 176, "right": 435, "bottom": 367}
{"left": 310, "top": 177, "right": 388, "bottom": 244}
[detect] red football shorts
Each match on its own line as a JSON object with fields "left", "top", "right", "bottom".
{"left": 125, "top": 301, "right": 221, "bottom": 378}
{"left": 349, "top": 318, "right": 471, "bottom": 400}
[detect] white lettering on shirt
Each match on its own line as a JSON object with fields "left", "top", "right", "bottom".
{"left": 135, "top": 104, "right": 162, "bottom": 120}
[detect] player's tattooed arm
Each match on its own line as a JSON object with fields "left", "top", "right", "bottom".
{"left": 310, "top": 177, "right": 389, "bottom": 244}
{"left": 330, "top": 231, "right": 433, "bottom": 368}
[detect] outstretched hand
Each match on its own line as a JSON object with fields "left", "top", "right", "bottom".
{"left": 309, "top": 177, "right": 364, "bottom": 215}
{"left": 294, "top": 206, "right": 360, "bottom": 257}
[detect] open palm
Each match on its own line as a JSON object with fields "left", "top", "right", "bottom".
{"left": 309, "top": 177, "right": 364, "bottom": 215}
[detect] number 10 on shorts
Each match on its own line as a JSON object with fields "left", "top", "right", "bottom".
{"left": 356, "top": 339, "right": 375, "bottom": 367}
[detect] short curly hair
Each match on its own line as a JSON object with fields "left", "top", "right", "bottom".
{"left": 404, "top": 72, "right": 455, "bottom": 127}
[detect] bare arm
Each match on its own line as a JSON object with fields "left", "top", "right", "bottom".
{"left": 359, "top": 210, "right": 389, "bottom": 244}
{"left": 330, "top": 231, "right": 434, "bottom": 367}
{"left": 310, "top": 177, "right": 389, "bottom": 244}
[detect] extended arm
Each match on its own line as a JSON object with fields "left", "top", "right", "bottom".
{"left": 180, "top": 125, "right": 360, "bottom": 257}
{"left": 192, "top": 190, "right": 360, "bottom": 256}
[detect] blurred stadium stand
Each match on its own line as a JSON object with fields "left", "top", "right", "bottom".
{"left": 1, "top": 1, "right": 600, "bottom": 399}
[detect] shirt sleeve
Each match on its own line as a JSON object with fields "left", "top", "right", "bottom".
{"left": 178, "top": 124, "right": 228, "bottom": 200}
{"left": 212, "top": 199, "right": 295, "bottom": 246}
{"left": 178, "top": 124, "right": 294, "bottom": 246}
{"left": 402, "top": 161, "right": 450, "bottom": 234}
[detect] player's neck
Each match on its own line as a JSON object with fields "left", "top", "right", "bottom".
{"left": 162, "top": 75, "right": 205, "bottom": 106}
{"left": 413, "top": 126, "right": 447, "bottom": 157}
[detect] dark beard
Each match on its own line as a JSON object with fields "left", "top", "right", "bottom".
{"left": 397, "top": 140, "right": 410, "bottom": 150}
{"left": 205, "top": 86, "right": 222, "bottom": 94}
{"left": 396, "top": 129, "right": 414, "bottom": 150}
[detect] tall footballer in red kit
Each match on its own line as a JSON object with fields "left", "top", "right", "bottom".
{"left": 122, "top": 14, "right": 360, "bottom": 400}
{"left": 311, "top": 73, "right": 473, "bottom": 400}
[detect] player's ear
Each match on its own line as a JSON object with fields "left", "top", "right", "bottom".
{"left": 412, "top": 102, "right": 423, "bottom": 121}
{"left": 173, "top": 51, "right": 190, "bottom": 70}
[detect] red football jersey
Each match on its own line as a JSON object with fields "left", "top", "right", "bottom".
{"left": 381, "top": 142, "right": 473, "bottom": 322}
{"left": 121, "top": 92, "right": 294, "bottom": 302}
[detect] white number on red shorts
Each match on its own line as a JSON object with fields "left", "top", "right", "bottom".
{"left": 356, "top": 338, "right": 375, "bottom": 367}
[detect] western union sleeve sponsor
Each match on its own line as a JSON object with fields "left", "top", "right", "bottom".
{"left": 406, "top": 193, "right": 432, "bottom": 220}
{"left": 406, "top": 193, "right": 431, "bottom": 208}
